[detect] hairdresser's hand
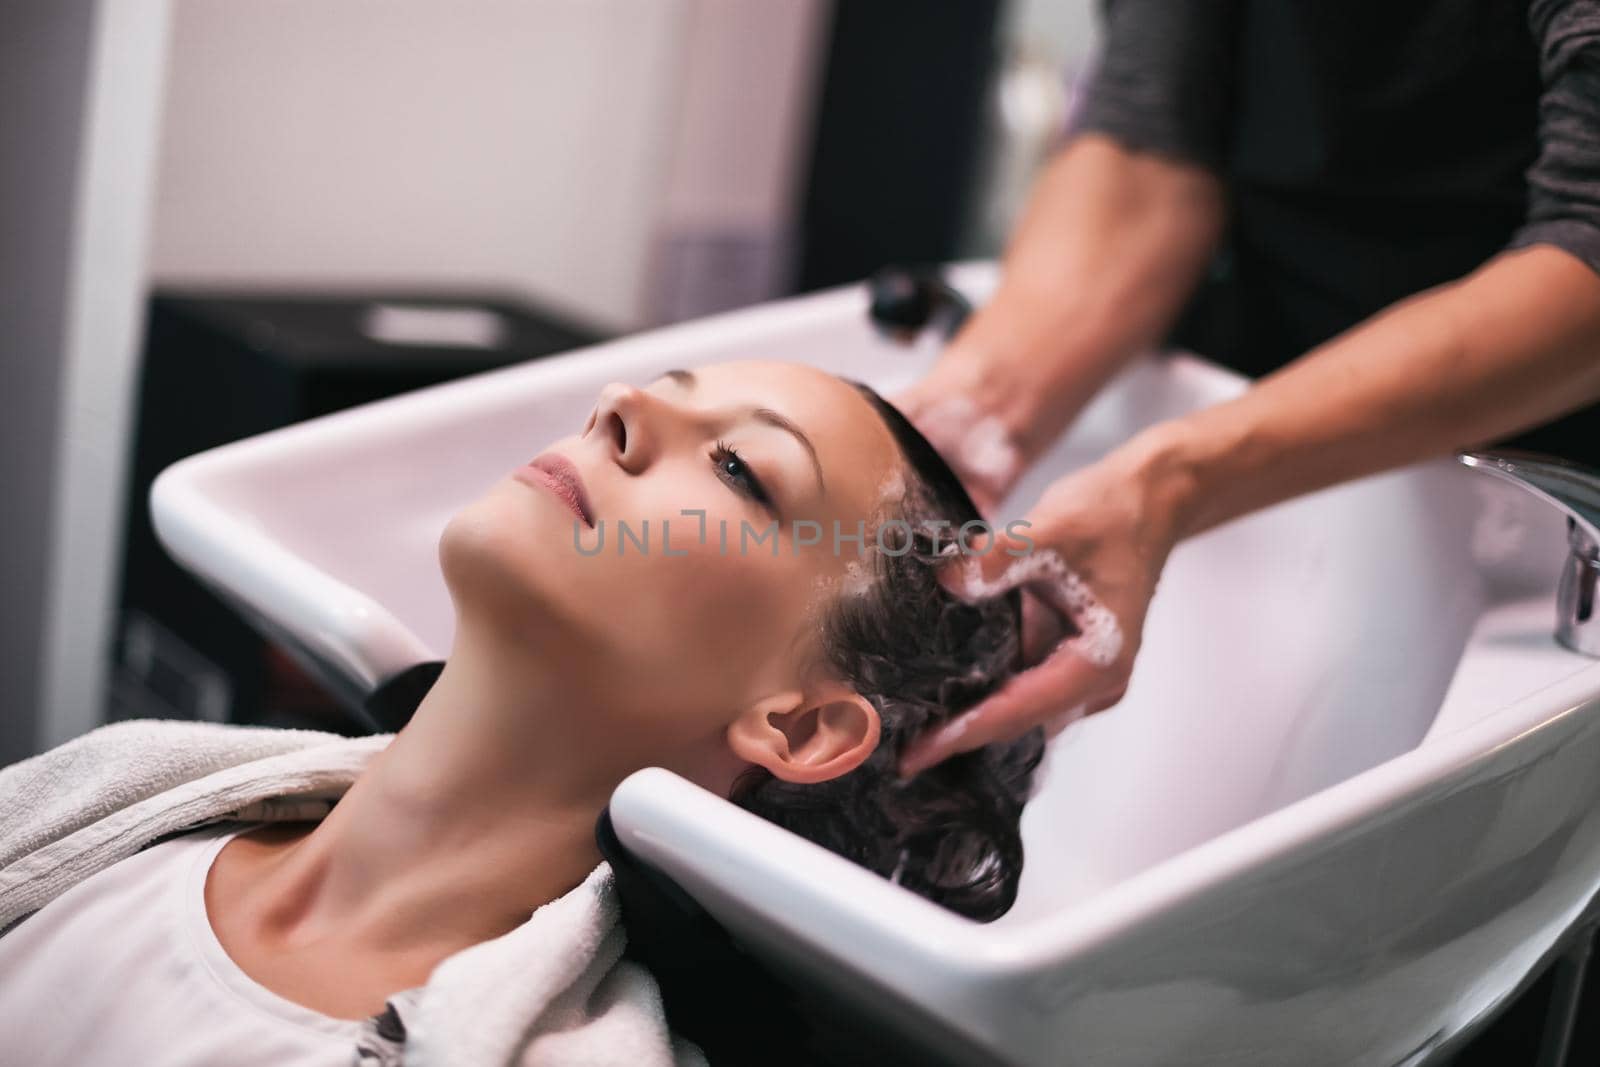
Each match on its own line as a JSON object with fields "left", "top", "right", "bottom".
{"left": 891, "top": 349, "right": 1037, "bottom": 517}
{"left": 897, "top": 432, "right": 1188, "bottom": 778}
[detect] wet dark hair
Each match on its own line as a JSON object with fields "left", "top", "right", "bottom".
{"left": 730, "top": 381, "right": 1045, "bottom": 922}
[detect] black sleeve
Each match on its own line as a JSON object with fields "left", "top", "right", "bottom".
{"left": 1065, "top": 0, "right": 1241, "bottom": 172}
{"left": 1505, "top": 0, "right": 1600, "bottom": 277}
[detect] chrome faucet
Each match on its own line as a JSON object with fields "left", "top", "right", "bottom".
{"left": 866, "top": 266, "right": 972, "bottom": 343}
{"left": 1458, "top": 449, "right": 1600, "bottom": 657}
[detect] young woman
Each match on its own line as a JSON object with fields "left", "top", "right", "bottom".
{"left": 0, "top": 359, "right": 1043, "bottom": 1063}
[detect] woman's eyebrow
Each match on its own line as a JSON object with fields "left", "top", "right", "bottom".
{"left": 658, "top": 367, "right": 825, "bottom": 492}
{"left": 750, "top": 406, "right": 825, "bottom": 493}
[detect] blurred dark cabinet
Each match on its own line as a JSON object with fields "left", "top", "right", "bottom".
{"left": 112, "top": 291, "right": 604, "bottom": 732}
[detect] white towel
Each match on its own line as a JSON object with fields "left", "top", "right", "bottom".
{"left": 0, "top": 718, "right": 707, "bottom": 1067}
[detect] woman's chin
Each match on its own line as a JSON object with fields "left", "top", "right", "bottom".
{"left": 446, "top": 478, "right": 584, "bottom": 556}
{"left": 440, "top": 495, "right": 583, "bottom": 624}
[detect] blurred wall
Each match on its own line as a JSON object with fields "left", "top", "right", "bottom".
{"left": 0, "top": 3, "right": 94, "bottom": 766}
{"left": 0, "top": 0, "right": 170, "bottom": 763}
{"left": 149, "top": 0, "right": 828, "bottom": 332}
{"left": 961, "top": 0, "right": 1100, "bottom": 257}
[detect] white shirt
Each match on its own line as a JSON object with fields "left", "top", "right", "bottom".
{"left": 0, "top": 820, "right": 366, "bottom": 1066}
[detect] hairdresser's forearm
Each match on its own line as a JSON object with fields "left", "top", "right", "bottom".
{"left": 1128, "top": 245, "right": 1600, "bottom": 545}
{"left": 953, "top": 132, "right": 1226, "bottom": 461}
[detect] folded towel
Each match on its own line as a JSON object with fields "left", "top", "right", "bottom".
{"left": 0, "top": 718, "right": 706, "bottom": 1067}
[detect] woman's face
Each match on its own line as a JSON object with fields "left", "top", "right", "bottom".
{"left": 440, "top": 360, "right": 905, "bottom": 780}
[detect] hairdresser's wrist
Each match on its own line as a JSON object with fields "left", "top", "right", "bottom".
{"left": 1107, "top": 417, "right": 1219, "bottom": 553}
{"left": 939, "top": 285, "right": 1129, "bottom": 466}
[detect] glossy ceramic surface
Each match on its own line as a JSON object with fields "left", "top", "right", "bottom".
{"left": 152, "top": 265, "right": 1600, "bottom": 1065}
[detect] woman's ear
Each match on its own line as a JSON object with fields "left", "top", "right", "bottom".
{"left": 727, "top": 685, "right": 881, "bottom": 785}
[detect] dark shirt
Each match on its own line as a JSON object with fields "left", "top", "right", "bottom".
{"left": 1070, "top": 0, "right": 1600, "bottom": 464}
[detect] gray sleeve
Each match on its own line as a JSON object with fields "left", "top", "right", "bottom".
{"left": 1505, "top": 0, "right": 1600, "bottom": 277}
{"left": 1065, "top": 0, "right": 1241, "bottom": 172}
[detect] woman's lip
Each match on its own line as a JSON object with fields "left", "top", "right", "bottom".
{"left": 517, "top": 452, "right": 595, "bottom": 527}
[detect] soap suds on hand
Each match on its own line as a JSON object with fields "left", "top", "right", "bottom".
{"left": 911, "top": 395, "right": 1022, "bottom": 496}
{"left": 951, "top": 548, "right": 1123, "bottom": 668}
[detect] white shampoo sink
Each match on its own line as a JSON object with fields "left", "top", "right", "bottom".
{"left": 152, "top": 264, "right": 1600, "bottom": 1066}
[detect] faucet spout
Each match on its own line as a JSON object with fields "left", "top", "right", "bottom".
{"left": 1459, "top": 449, "right": 1600, "bottom": 656}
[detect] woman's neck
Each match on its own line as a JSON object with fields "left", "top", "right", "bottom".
{"left": 233, "top": 622, "right": 632, "bottom": 973}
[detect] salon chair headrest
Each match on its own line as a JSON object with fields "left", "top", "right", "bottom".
{"left": 362, "top": 660, "right": 446, "bottom": 733}
{"left": 595, "top": 808, "right": 822, "bottom": 1066}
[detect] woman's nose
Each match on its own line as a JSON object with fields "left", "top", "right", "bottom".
{"left": 586, "top": 382, "right": 638, "bottom": 465}
{"left": 586, "top": 381, "right": 689, "bottom": 471}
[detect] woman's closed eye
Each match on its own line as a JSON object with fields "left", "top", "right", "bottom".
{"left": 710, "top": 439, "right": 775, "bottom": 513}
